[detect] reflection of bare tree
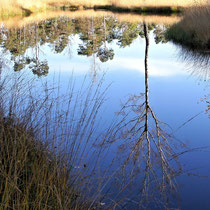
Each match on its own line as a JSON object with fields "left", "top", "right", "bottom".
{"left": 90, "top": 17, "right": 99, "bottom": 82}
{"left": 0, "top": 50, "right": 10, "bottom": 79}
{"left": 0, "top": 59, "right": 2, "bottom": 79}
{"left": 29, "top": 23, "right": 49, "bottom": 77}
{"left": 97, "top": 16, "right": 114, "bottom": 63}
{"left": 178, "top": 46, "right": 210, "bottom": 82}
{"left": 206, "top": 99, "right": 210, "bottom": 118}
{"left": 202, "top": 94, "right": 210, "bottom": 118}
{"left": 0, "top": 51, "right": 3, "bottom": 78}
{"left": 104, "top": 23, "right": 183, "bottom": 209}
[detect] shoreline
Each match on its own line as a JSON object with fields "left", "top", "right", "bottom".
{"left": 0, "top": 0, "right": 208, "bottom": 17}
{"left": 0, "top": 10, "right": 182, "bottom": 29}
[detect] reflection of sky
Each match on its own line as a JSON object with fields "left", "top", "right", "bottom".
{"left": 46, "top": 33, "right": 210, "bottom": 210}
{"left": 4, "top": 30, "right": 210, "bottom": 210}
{"left": 40, "top": 32, "right": 209, "bottom": 136}
{"left": 45, "top": 34, "right": 188, "bottom": 77}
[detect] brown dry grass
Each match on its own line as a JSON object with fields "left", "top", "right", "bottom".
{"left": 0, "top": 10, "right": 181, "bottom": 29}
{"left": 0, "top": 71, "right": 108, "bottom": 209}
{"left": 0, "top": 0, "right": 208, "bottom": 16}
{"left": 181, "top": 5, "right": 210, "bottom": 45}
{"left": 167, "top": 5, "right": 210, "bottom": 49}
{"left": 111, "top": 0, "right": 208, "bottom": 8}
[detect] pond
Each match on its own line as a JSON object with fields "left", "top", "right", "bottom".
{"left": 0, "top": 12, "right": 209, "bottom": 209}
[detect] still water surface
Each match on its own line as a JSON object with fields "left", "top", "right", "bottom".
{"left": 0, "top": 14, "right": 209, "bottom": 209}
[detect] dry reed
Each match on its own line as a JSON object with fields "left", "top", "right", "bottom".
{"left": 0, "top": 70, "right": 110, "bottom": 209}
{"left": 0, "top": 10, "right": 181, "bottom": 29}
{"left": 167, "top": 4, "right": 210, "bottom": 50}
{"left": 0, "top": 0, "right": 208, "bottom": 16}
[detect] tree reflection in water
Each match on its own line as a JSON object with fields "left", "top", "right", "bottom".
{"left": 101, "top": 23, "right": 184, "bottom": 209}
{"left": 0, "top": 16, "right": 168, "bottom": 78}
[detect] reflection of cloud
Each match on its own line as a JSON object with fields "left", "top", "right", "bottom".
{"left": 51, "top": 62, "right": 88, "bottom": 73}
{"left": 111, "top": 57, "right": 187, "bottom": 77}
{"left": 49, "top": 56, "right": 100, "bottom": 75}
{"left": 50, "top": 56, "right": 188, "bottom": 77}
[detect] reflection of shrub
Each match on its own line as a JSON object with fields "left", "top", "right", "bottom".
{"left": 166, "top": 5, "right": 210, "bottom": 50}
{"left": 29, "top": 59, "right": 49, "bottom": 77}
{"left": 97, "top": 48, "right": 114, "bottom": 62}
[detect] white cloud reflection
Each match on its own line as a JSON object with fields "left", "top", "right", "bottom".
{"left": 51, "top": 56, "right": 187, "bottom": 78}
{"left": 109, "top": 57, "right": 187, "bottom": 77}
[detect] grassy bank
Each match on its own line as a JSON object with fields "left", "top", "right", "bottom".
{"left": 0, "top": 0, "right": 208, "bottom": 17}
{"left": 167, "top": 5, "right": 210, "bottom": 51}
{"left": 0, "top": 72, "right": 109, "bottom": 209}
{"left": 0, "top": 118, "right": 80, "bottom": 209}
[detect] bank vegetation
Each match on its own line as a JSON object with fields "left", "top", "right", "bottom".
{"left": 0, "top": 0, "right": 208, "bottom": 17}
{"left": 0, "top": 72, "right": 109, "bottom": 209}
{"left": 167, "top": 4, "right": 210, "bottom": 51}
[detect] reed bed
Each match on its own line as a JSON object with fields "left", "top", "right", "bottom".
{"left": 111, "top": 0, "right": 208, "bottom": 8}
{"left": 0, "top": 71, "right": 110, "bottom": 209}
{"left": 167, "top": 4, "right": 210, "bottom": 50}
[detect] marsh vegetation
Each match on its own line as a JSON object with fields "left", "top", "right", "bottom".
{"left": 167, "top": 5, "right": 210, "bottom": 51}
{"left": 0, "top": 0, "right": 208, "bottom": 17}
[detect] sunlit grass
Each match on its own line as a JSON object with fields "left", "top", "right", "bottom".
{"left": 0, "top": 0, "right": 208, "bottom": 16}
{"left": 111, "top": 0, "right": 207, "bottom": 8}
{"left": 0, "top": 10, "right": 181, "bottom": 29}
{"left": 167, "top": 4, "right": 210, "bottom": 50}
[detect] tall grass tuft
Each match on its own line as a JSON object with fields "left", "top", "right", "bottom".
{"left": 0, "top": 118, "right": 77, "bottom": 209}
{"left": 166, "top": 4, "right": 210, "bottom": 50}
{"left": 0, "top": 71, "right": 108, "bottom": 209}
